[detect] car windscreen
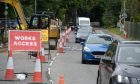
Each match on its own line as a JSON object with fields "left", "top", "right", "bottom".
{"left": 86, "top": 35, "right": 112, "bottom": 44}
{"left": 77, "top": 28, "right": 92, "bottom": 33}
{"left": 118, "top": 46, "right": 140, "bottom": 64}
{"left": 79, "top": 20, "right": 90, "bottom": 25}
{"left": 79, "top": 25, "right": 92, "bottom": 29}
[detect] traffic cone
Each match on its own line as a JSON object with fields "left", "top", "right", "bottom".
{"left": 58, "top": 75, "right": 64, "bottom": 84}
{"left": 41, "top": 44, "right": 46, "bottom": 63}
{"left": 5, "top": 50, "right": 15, "bottom": 80}
{"left": 32, "top": 52, "right": 43, "bottom": 83}
{"left": 57, "top": 39, "right": 64, "bottom": 53}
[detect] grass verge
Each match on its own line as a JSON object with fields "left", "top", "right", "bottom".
{"left": 107, "top": 27, "right": 123, "bottom": 36}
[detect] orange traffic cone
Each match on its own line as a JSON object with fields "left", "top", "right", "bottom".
{"left": 58, "top": 75, "right": 64, "bottom": 84}
{"left": 5, "top": 50, "right": 15, "bottom": 80}
{"left": 41, "top": 44, "right": 46, "bottom": 63}
{"left": 57, "top": 39, "right": 64, "bottom": 53}
{"left": 32, "top": 52, "right": 43, "bottom": 83}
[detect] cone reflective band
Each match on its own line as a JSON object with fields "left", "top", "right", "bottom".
{"left": 42, "top": 47, "right": 44, "bottom": 56}
{"left": 34, "top": 59, "right": 41, "bottom": 72}
{"left": 41, "top": 46, "right": 46, "bottom": 63}
{"left": 6, "top": 57, "right": 14, "bottom": 69}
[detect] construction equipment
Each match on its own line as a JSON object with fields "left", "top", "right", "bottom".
{"left": 0, "top": 0, "right": 60, "bottom": 50}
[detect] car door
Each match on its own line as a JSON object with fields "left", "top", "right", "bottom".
{"left": 100, "top": 43, "right": 117, "bottom": 84}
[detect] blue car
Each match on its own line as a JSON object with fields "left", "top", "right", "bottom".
{"left": 81, "top": 34, "right": 114, "bottom": 64}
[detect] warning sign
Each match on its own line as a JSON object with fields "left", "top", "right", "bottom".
{"left": 41, "top": 30, "right": 48, "bottom": 42}
{"left": 9, "top": 30, "right": 41, "bottom": 51}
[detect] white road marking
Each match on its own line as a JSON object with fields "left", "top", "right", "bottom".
{"left": 49, "top": 80, "right": 54, "bottom": 84}
{"left": 53, "top": 57, "right": 56, "bottom": 61}
{"left": 48, "top": 68, "right": 51, "bottom": 75}
{"left": 56, "top": 53, "right": 59, "bottom": 56}
{"left": 49, "top": 61, "right": 53, "bottom": 66}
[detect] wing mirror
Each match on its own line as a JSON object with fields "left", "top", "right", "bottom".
{"left": 101, "top": 56, "right": 112, "bottom": 64}
{"left": 80, "top": 42, "right": 85, "bottom": 46}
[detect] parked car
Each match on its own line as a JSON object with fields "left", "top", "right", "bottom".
{"left": 0, "top": 19, "right": 17, "bottom": 29}
{"left": 97, "top": 41, "right": 140, "bottom": 84}
{"left": 75, "top": 27, "right": 93, "bottom": 43}
{"left": 81, "top": 34, "right": 114, "bottom": 64}
{"left": 75, "top": 25, "right": 93, "bottom": 33}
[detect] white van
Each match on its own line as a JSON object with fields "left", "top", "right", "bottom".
{"left": 77, "top": 17, "right": 90, "bottom": 26}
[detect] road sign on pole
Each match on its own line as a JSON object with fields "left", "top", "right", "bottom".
{"left": 122, "top": 12, "right": 127, "bottom": 19}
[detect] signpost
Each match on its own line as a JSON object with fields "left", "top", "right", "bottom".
{"left": 9, "top": 30, "right": 41, "bottom": 51}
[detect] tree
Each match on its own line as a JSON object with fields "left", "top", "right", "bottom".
{"left": 100, "top": 0, "right": 121, "bottom": 27}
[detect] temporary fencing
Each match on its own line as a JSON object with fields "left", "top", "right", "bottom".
{"left": 57, "top": 27, "right": 72, "bottom": 53}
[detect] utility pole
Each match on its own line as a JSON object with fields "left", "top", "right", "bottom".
{"left": 120, "top": 0, "right": 127, "bottom": 32}
{"left": 35, "top": 0, "right": 37, "bottom": 14}
{"left": 4, "top": 3, "right": 8, "bottom": 46}
{"left": 119, "top": 0, "right": 128, "bottom": 38}
{"left": 75, "top": 8, "right": 77, "bottom": 26}
{"left": 123, "top": 0, "right": 126, "bottom": 31}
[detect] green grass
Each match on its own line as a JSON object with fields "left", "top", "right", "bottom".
{"left": 107, "top": 27, "right": 123, "bottom": 36}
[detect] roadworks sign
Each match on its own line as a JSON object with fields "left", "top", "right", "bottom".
{"left": 41, "top": 30, "right": 48, "bottom": 42}
{"left": 9, "top": 30, "right": 41, "bottom": 51}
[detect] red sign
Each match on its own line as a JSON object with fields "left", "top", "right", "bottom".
{"left": 9, "top": 30, "right": 41, "bottom": 51}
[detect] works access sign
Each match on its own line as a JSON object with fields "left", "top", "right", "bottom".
{"left": 9, "top": 30, "right": 41, "bottom": 51}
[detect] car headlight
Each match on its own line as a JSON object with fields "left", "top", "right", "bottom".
{"left": 76, "top": 35, "right": 80, "bottom": 38}
{"left": 84, "top": 47, "right": 91, "bottom": 51}
{"left": 117, "top": 75, "right": 130, "bottom": 84}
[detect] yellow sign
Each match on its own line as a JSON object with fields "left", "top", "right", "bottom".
{"left": 41, "top": 30, "right": 48, "bottom": 42}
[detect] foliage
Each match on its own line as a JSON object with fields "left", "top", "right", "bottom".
{"left": 125, "top": 0, "right": 140, "bottom": 22}
{"left": 107, "top": 27, "right": 123, "bottom": 35}
{"left": 1, "top": 0, "right": 140, "bottom": 26}
{"left": 20, "top": 0, "right": 100, "bottom": 25}
{"left": 99, "top": 0, "right": 121, "bottom": 27}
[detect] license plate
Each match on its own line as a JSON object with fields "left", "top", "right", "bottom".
{"left": 81, "top": 36, "right": 85, "bottom": 39}
{"left": 94, "top": 55, "right": 103, "bottom": 58}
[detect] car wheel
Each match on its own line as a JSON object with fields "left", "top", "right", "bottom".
{"left": 110, "top": 79, "right": 117, "bottom": 84}
{"left": 75, "top": 39, "right": 78, "bottom": 43}
{"left": 82, "top": 59, "right": 86, "bottom": 64}
{"left": 97, "top": 71, "right": 101, "bottom": 84}
{"left": 82, "top": 54, "right": 86, "bottom": 64}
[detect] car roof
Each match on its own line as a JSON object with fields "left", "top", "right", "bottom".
{"left": 78, "top": 27, "right": 92, "bottom": 31}
{"left": 111, "top": 40, "right": 140, "bottom": 47}
{"left": 89, "top": 33, "right": 112, "bottom": 37}
{"left": 119, "top": 41, "right": 140, "bottom": 44}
